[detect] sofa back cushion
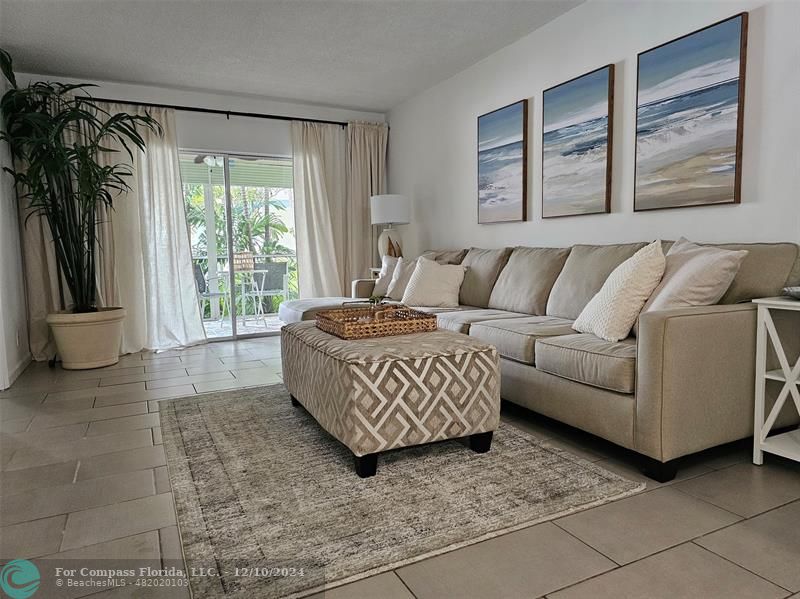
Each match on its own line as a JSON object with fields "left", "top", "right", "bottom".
{"left": 546, "top": 243, "right": 646, "bottom": 319}
{"left": 459, "top": 247, "right": 512, "bottom": 308}
{"left": 420, "top": 249, "right": 468, "bottom": 265}
{"left": 488, "top": 246, "right": 571, "bottom": 315}
{"left": 713, "top": 242, "right": 800, "bottom": 303}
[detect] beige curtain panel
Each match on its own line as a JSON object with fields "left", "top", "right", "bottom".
{"left": 347, "top": 121, "right": 388, "bottom": 279}
{"left": 291, "top": 120, "right": 388, "bottom": 299}
{"left": 20, "top": 102, "right": 205, "bottom": 360}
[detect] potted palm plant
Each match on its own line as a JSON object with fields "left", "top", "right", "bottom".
{"left": 0, "top": 49, "right": 161, "bottom": 369}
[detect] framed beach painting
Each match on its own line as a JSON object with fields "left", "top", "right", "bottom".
{"left": 542, "top": 65, "right": 614, "bottom": 218}
{"left": 477, "top": 99, "right": 528, "bottom": 223}
{"left": 634, "top": 13, "right": 748, "bottom": 211}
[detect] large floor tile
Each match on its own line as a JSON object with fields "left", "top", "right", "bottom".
{"left": 30, "top": 402, "right": 148, "bottom": 430}
{"left": 58, "top": 365, "right": 145, "bottom": 380}
{"left": 86, "top": 412, "right": 160, "bottom": 436}
{"left": 6, "top": 428, "right": 153, "bottom": 470}
{"left": 185, "top": 359, "right": 263, "bottom": 375}
{"left": 76, "top": 445, "right": 166, "bottom": 480}
{"left": 93, "top": 385, "right": 196, "bottom": 408}
{"left": 548, "top": 543, "right": 787, "bottom": 599}
{"left": 674, "top": 461, "right": 800, "bottom": 517}
{"left": 98, "top": 367, "right": 189, "bottom": 387}
{"left": 0, "top": 460, "right": 78, "bottom": 496}
{"left": 307, "top": 572, "right": 414, "bottom": 599}
{"left": 591, "top": 455, "right": 713, "bottom": 492}
{"left": 555, "top": 486, "right": 741, "bottom": 565}
{"left": 0, "top": 417, "right": 31, "bottom": 434}
{"left": 396, "top": 522, "right": 614, "bottom": 599}
{"left": 229, "top": 367, "right": 282, "bottom": 385}
{"left": 45, "top": 382, "right": 145, "bottom": 403}
{"left": 145, "top": 371, "right": 232, "bottom": 390}
{"left": 0, "top": 515, "right": 66, "bottom": 559}
{"left": 1, "top": 469, "right": 155, "bottom": 526}
{"left": 43, "top": 531, "right": 161, "bottom": 562}
{"left": 696, "top": 500, "right": 800, "bottom": 591}
{"left": 158, "top": 526, "right": 184, "bottom": 562}
{"left": 3, "top": 422, "right": 88, "bottom": 453}
{"left": 0, "top": 394, "right": 45, "bottom": 420}
{"left": 61, "top": 493, "right": 176, "bottom": 550}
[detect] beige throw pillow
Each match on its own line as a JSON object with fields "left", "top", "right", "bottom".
{"left": 402, "top": 257, "right": 466, "bottom": 308}
{"left": 573, "top": 240, "right": 666, "bottom": 342}
{"left": 386, "top": 258, "right": 417, "bottom": 300}
{"left": 372, "top": 255, "right": 399, "bottom": 297}
{"left": 633, "top": 238, "right": 748, "bottom": 334}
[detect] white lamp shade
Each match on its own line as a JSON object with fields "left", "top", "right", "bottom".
{"left": 370, "top": 194, "right": 410, "bottom": 225}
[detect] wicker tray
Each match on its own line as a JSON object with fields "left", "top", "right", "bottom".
{"left": 315, "top": 304, "right": 437, "bottom": 340}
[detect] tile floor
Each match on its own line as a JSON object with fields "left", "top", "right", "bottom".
{"left": 1, "top": 338, "right": 799, "bottom": 599}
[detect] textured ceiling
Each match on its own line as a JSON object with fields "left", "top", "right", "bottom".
{"left": 0, "top": 0, "right": 581, "bottom": 112}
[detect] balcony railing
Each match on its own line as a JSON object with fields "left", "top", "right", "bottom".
{"left": 192, "top": 253, "right": 298, "bottom": 323}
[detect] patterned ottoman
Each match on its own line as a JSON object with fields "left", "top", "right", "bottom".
{"left": 281, "top": 321, "right": 501, "bottom": 477}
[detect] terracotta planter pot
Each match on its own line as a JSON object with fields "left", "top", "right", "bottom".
{"left": 46, "top": 308, "right": 126, "bottom": 370}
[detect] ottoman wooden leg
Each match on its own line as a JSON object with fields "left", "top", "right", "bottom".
{"left": 354, "top": 453, "right": 378, "bottom": 478}
{"left": 290, "top": 394, "right": 300, "bottom": 407}
{"left": 469, "top": 431, "right": 493, "bottom": 453}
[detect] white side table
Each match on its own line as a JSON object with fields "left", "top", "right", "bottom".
{"left": 753, "top": 296, "right": 800, "bottom": 465}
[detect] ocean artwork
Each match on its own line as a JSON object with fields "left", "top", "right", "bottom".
{"left": 635, "top": 13, "right": 747, "bottom": 210}
{"left": 478, "top": 100, "right": 527, "bottom": 223}
{"left": 542, "top": 65, "right": 614, "bottom": 218}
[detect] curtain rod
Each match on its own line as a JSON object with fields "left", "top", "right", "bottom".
{"left": 90, "top": 97, "right": 349, "bottom": 127}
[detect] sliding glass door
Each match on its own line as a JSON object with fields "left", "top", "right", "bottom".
{"left": 180, "top": 152, "right": 297, "bottom": 339}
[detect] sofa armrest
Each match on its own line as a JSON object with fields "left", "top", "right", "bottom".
{"left": 352, "top": 279, "right": 376, "bottom": 299}
{"left": 635, "top": 303, "right": 758, "bottom": 461}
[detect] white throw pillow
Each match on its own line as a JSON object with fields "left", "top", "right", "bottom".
{"left": 372, "top": 255, "right": 399, "bottom": 297}
{"left": 573, "top": 240, "right": 666, "bottom": 342}
{"left": 386, "top": 258, "right": 417, "bottom": 300}
{"left": 402, "top": 257, "right": 467, "bottom": 308}
{"left": 633, "top": 238, "right": 748, "bottom": 334}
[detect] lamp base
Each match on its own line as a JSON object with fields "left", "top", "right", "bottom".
{"left": 377, "top": 228, "right": 403, "bottom": 258}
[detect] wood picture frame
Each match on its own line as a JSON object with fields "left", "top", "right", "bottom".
{"left": 477, "top": 99, "right": 528, "bottom": 224}
{"left": 542, "top": 64, "right": 614, "bottom": 218}
{"left": 634, "top": 13, "right": 748, "bottom": 211}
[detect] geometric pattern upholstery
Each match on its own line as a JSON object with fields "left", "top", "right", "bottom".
{"left": 281, "top": 322, "right": 501, "bottom": 456}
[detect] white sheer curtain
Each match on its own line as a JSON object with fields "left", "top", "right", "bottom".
{"left": 102, "top": 104, "right": 206, "bottom": 353}
{"left": 291, "top": 121, "right": 348, "bottom": 297}
{"left": 347, "top": 122, "right": 388, "bottom": 277}
{"left": 19, "top": 103, "right": 205, "bottom": 359}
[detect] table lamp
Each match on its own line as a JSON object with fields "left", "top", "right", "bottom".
{"left": 370, "top": 194, "right": 410, "bottom": 258}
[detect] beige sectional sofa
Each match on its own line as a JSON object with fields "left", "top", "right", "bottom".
{"left": 279, "top": 241, "right": 800, "bottom": 481}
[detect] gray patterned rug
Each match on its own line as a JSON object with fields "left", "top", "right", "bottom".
{"left": 160, "top": 385, "right": 643, "bottom": 599}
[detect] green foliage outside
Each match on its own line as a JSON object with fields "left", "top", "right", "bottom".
{"left": 183, "top": 183, "right": 298, "bottom": 319}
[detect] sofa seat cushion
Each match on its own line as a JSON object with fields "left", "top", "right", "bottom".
{"left": 415, "top": 305, "right": 479, "bottom": 315}
{"left": 468, "top": 316, "right": 576, "bottom": 365}
{"left": 437, "top": 309, "right": 529, "bottom": 334}
{"left": 535, "top": 333, "right": 637, "bottom": 394}
{"left": 278, "top": 297, "right": 357, "bottom": 324}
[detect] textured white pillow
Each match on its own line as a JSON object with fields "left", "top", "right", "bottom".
{"left": 574, "top": 240, "right": 666, "bottom": 342}
{"left": 402, "top": 257, "right": 466, "bottom": 308}
{"left": 386, "top": 258, "right": 417, "bottom": 300}
{"left": 634, "top": 238, "right": 749, "bottom": 334}
{"left": 372, "top": 255, "right": 399, "bottom": 297}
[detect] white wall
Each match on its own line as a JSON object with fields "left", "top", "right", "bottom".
{"left": 388, "top": 0, "right": 800, "bottom": 256}
{"left": 0, "top": 79, "right": 31, "bottom": 388}
{"left": 18, "top": 74, "right": 385, "bottom": 157}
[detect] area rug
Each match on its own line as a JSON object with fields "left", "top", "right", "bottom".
{"left": 160, "top": 385, "right": 643, "bottom": 599}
